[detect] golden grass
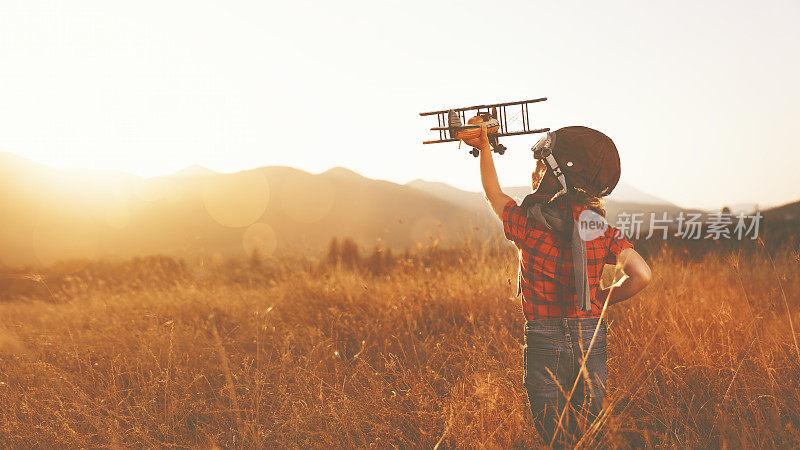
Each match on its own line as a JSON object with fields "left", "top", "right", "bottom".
{"left": 0, "top": 243, "right": 799, "bottom": 448}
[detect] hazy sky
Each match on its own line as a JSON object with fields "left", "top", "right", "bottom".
{"left": 1, "top": 0, "right": 798, "bottom": 209}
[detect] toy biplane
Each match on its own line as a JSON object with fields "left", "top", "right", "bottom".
{"left": 419, "top": 98, "right": 550, "bottom": 157}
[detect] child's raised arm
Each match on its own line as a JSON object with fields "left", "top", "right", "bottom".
{"left": 464, "top": 120, "right": 512, "bottom": 219}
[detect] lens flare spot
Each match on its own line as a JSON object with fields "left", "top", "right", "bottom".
{"left": 204, "top": 171, "right": 269, "bottom": 228}
{"left": 243, "top": 222, "right": 277, "bottom": 257}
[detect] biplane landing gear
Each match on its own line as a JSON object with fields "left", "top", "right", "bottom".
{"left": 470, "top": 148, "right": 480, "bottom": 158}
{"left": 494, "top": 144, "right": 507, "bottom": 155}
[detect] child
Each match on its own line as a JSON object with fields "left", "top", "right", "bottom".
{"left": 466, "top": 119, "right": 652, "bottom": 446}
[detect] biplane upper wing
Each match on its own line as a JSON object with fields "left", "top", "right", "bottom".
{"left": 420, "top": 97, "right": 549, "bottom": 144}
{"left": 418, "top": 97, "right": 547, "bottom": 116}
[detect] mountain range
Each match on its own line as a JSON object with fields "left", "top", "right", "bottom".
{"left": 0, "top": 152, "right": 787, "bottom": 266}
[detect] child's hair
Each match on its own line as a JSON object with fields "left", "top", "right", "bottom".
{"left": 532, "top": 160, "right": 607, "bottom": 216}
{"left": 558, "top": 188, "right": 606, "bottom": 217}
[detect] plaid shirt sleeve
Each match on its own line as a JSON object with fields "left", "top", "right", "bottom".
{"left": 502, "top": 199, "right": 527, "bottom": 245}
{"left": 604, "top": 225, "right": 634, "bottom": 265}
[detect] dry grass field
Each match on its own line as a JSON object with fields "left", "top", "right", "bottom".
{"left": 1, "top": 239, "right": 799, "bottom": 448}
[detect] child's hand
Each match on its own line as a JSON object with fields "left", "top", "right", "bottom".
{"left": 460, "top": 116, "right": 492, "bottom": 151}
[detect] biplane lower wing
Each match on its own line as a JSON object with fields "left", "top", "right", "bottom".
{"left": 429, "top": 125, "right": 481, "bottom": 131}
{"left": 494, "top": 128, "right": 550, "bottom": 138}
{"left": 422, "top": 137, "right": 460, "bottom": 145}
{"left": 421, "top": 128, "right": 550, "bottom": 145}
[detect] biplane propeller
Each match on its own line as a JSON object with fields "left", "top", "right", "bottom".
{"left": 419, "top": 98, "right": 550, "bottom": 157}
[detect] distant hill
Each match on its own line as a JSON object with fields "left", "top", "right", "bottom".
{"left": 607, "top": 183, "right": 675, "bottom": 206}
{"left": 763, "top": 200, "right": 800, "bottom": 222}
{"left": 0, "top": 153, "right": 494, "bottom": 266}
{"left": 406, "top": 179, "right": 694, "bottom": 223}
{"left": 406, "top": 179, "right": 489, "bottom": 212}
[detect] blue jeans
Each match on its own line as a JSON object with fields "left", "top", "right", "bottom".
{"left": 524, "top": 317, "right": 608, "bottom": 446}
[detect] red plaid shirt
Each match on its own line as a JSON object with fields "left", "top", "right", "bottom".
{"left": 502, "top": 198, "right": 633, "bottom": 320}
